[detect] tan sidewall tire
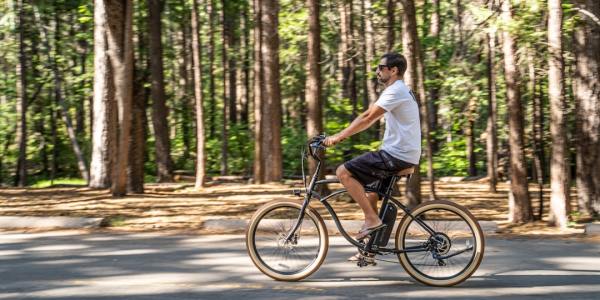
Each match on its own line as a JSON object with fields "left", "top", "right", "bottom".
{"left": 395, "top": 200, "right": 485, "bottom": 287}
{"left": 245, "top": 199, "right": 329, "bottom": 281}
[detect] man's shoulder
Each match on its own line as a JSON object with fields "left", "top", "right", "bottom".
{"left": 381, "top": 81, "right": 412, "bottom": 99}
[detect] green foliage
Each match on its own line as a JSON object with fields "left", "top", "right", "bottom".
{"left": 29, "top": 177, "right": 86, "bottom": 188}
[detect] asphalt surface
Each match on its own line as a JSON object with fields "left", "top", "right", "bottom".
{"left": 0, "top": 231, "right": 599, "bottom": 299}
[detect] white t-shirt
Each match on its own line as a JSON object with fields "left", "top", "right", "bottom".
{"left": 374, "top": 80, "right": 421, "bottom": 164}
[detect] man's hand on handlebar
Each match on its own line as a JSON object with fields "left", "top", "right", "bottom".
{"left": 323, "top": 134, "right": 343, "bottom": 147}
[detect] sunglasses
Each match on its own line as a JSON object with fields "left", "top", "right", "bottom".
{"left": 376, "top": 64, "right": 390, "bottom": 71}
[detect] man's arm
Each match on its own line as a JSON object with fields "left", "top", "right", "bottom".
{"left": 323, "top": 104, "right": 386, "bottom": 146}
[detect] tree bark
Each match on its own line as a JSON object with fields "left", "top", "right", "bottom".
{"left": 253, "top": 0, "right": 265, "bottom": 183}
{"left": 486, "top": 27, "right": 498, "bottom": 193}
{"left": 128, "top": 67, "right": 147, "bottom": 194}
{"left": 547, "top": 0, "right": 570, "bottom": 228}
{"left": 15, "top": 0, "right": 27, "bottom": 187}
{"left": 105, "top": 0, "right": 134, "bottom": 196}
{"left": 260, "top": 0, "right": 283, "bottom": 182}
{"left": 386, "top": 0, "right": 395, "bottom": 52}
{"left": 427, "top": 0, "right": 440, "bottom": 152}
{"left": 220, "top": 0, "right": 231, "bottom": 176}
{"left": 400, "top": 0, "right": 421, "bottom": 206}
{"left": 306, "top": 0, "right": 323, "bottom": 177}
{"left": 501, "top": 0, "right": 532, "bottom": 223}
{"left": 573, "top": 0, "right": 600, "bottom": 216}
{"left": 90, "top": 0, "right": 117, "bottom": 189}
{"left": 148, "top": 0, "right": 174, "bottom": 182}
{"left": 208, "top": 0, "right": 217, "bottom": 138}
{"left": 191, "top": 0, "right": 206, "bottom": 188}
{"left": 362, "top": 0, "right": 378, "bottom": 108}
{"left": 527, "top": 50, "right": 544, "bottom": 220}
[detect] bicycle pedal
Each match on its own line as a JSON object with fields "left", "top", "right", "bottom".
{"left": 356, "top": 254, "right": 377, "bottom": 267}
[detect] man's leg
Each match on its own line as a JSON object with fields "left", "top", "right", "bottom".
{"left": 337, "top": 165, "right": 381, "bottom": 228}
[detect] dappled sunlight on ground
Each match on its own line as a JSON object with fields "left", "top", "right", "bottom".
{"left": 0, "top": 181, "right": 589, "bottom": 237}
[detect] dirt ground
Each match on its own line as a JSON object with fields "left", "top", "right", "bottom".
{"left": 0, "top": 179, "right": 595, "bottom": 240}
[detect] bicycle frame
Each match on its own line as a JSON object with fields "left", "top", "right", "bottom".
{"left": 286, "top": 148, "right": 437, "bottom": 255}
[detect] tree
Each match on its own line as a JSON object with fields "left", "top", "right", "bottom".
{"left": 14, "top": 0, "right": 27, "bottom": 187}
{"left": 485, "top": 24, "right": 498, "bottom": 193}
{"left": 253, "top": 0, "right": 282, "bottom": 183}
{"left": 573, "top": 0, "right": 600, "bottom": 216}
{"left": 148, "top": 0, "right": 174, "bottom": 182}
{"left": 90, "top": 0, "right": 134, "bottom": 196}
{"left": 501, "top": 0, "right": 531, "bottom": 223}
{"left": 305, "top": 0, "right": 323, "bottom": 176}
{"left": 191, "top": 0, "right": 206, "bottom": 188}
{"left": 90, "top": 0, "right": 117, "bottom": 189}
{"left": 547, "top": 0, "right": 570, "bottom": 228}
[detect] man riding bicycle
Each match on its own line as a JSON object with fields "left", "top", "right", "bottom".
{"left": 323, "top": 52, "right": 421, "bottom": 240}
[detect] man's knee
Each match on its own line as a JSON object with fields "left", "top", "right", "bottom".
{"left": 336, "top": 165, "right": 350, "bottom": 180}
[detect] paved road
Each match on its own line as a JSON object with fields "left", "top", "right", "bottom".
{"left": 0, "top": 231, "right": 599, "bottom": 299}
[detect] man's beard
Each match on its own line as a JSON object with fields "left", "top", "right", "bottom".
{"left": 378, "top": 75, "right": 389, "bottom": 84}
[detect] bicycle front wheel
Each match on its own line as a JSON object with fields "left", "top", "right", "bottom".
{"left": 395, "top": 200, "right": 485, "bottom": 287}
{"left": 246, "top": 200, "right": 328, "bottom": 281}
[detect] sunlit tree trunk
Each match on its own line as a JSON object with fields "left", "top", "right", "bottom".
{"left": 306, "top": 0, "right": 323, "bottom": 177}
{"left": 501, "top": 0, "right": 531, "bottom": 223}
{"left": 14, "top": 0, "right": 28, "bottom": 187}
{"left": 90, "top": 0, "right": 117, "bottom": 189}
{"left": 573, "top": 0, "right": 600, "bottom": 216}
{"left": 486, "top": 26, "right": 498, "bottom": 193}
{"left": 191, "top": 0, "right": 206, "bottom": 188}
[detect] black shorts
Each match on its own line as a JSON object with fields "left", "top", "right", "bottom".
{"left": 344, "top": 150, "right": 415, "bottom": 188}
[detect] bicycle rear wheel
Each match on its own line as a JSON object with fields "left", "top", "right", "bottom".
{"left": 395, "top": 200, "right": 485, "bottom": 286}
{"left": 246, "top": 200, "right": 328, "bottom": 281}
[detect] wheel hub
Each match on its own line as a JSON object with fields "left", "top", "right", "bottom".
{"left": 430, "top": 233, "right": 451, "bottom": 255}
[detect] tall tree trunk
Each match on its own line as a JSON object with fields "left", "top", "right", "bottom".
{"left": 208, "top": 0, "right": 217, "bottom": 138}
{"left": 548, "top": 0, "right": 570, "bottom": 228}
{"left": 220, "top": 0, "right": 230, "bottom": 176}
{"left": 486, "top": 27, "right": 498, "bottom": 193}
{"left": 363, "top": 0, "right": 378, "bottom": 107}
{"left": 15, "top": 0, "right": 27, "bottom": 187}
{"left": 91, "top": 0, "right": 117, "bottom": 188}
{"left": 105, "top": 0, "right": 134, "bottom": 196}
{"left": 401, "top": 0, "right": 421, "bottom": 206}
{"left": 306, "top": 0, "right": 323, "bottom": 177}
{"left": 386, "top": 0, "right": 395, "bottom": 52}
{"left": 338, "top": 0, "right": 356, "bottom": 112}
{"left": 501, "top": 0, "right": 531, "bottom": 223}
{"left": 191, "top": 0, "right": 206, "bottom": 188}
{"left": 253, "top": 0, "right": 265, "bottom": 183}
{"left": 240, "top": 3, "right": 251, "bottom": 125}
{"left": 260, "top": 0, "right": 282, "bottom": 182}
{"left": 574, "top": 0, "right": 600, "bottom": 216}
{"left": 148, "top": 0, "right": 174, "bottom": 182}
{"left": 128, "top": 68, "right": 147, "bottom": 193}
{"left": 427, "top": 0, "right": 440, "bottom": 152}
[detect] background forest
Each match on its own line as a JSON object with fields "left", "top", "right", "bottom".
{"left": 0, "top": 0, "right": 598, "bottom": 228}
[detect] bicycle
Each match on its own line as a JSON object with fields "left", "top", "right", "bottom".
{"left": 245, "top": 134, "right": 485, "bottom": 286}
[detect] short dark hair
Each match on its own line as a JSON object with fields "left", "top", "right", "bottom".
{"left": 381, "top": 52, "right": 407, "bottom": 77}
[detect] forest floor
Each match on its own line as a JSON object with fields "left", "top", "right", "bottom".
{"left": 0, "top": 178, "right": 596, "bottom": 240}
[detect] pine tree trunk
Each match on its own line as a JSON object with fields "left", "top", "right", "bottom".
{"left": 105, "top": 0, "right": 134, "bottom": 196}
{"left": 427, "top": 0, "right": 440, "bottom": 152}
{"left": 547, "top": 0, "right": 570, "bottom": 228}
{"left": 573, "top": 0, "right": 600, "bottom": 216}
{"left": 208, "top": 0, "right": 217, "bottom": 138}
{"left": 260, "top": 0, "right": 282, "bottom": 182}
{"left": 501, "top": 0, "right": 531, "bottom": 223}
{"left": 149, "top": 0, "right": 174, "bottom": 182}
{"left": 128, "top": 68, "right": 147, "bottom": 194}
{"left": 306, "top": 0, "right": 323, "bottom": 177}
{"left": 253, "top": 0, "right": 265, "bottom": 183}
{"left": 386, "top": 0, "right": 395, "bottom": 52}
{"left": 363, "top": 0, "right": 378, "bottom": 108}
{"left": 401, "top": 0, "right": 423, "bottom": 206}
{"left": 486, "top": 28, "right": 498, "bottom": 193}
{"left": 91, "top": 0, "right": 117, "bottom": 188}
{"left": 15, "top": 0, "right": 27, "bottom": 187}
{"left": 191, "top": 0, "right": 206, "bottom": 188}
{"left": 220, "top": 0, "right": 230, "bottom": 176}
